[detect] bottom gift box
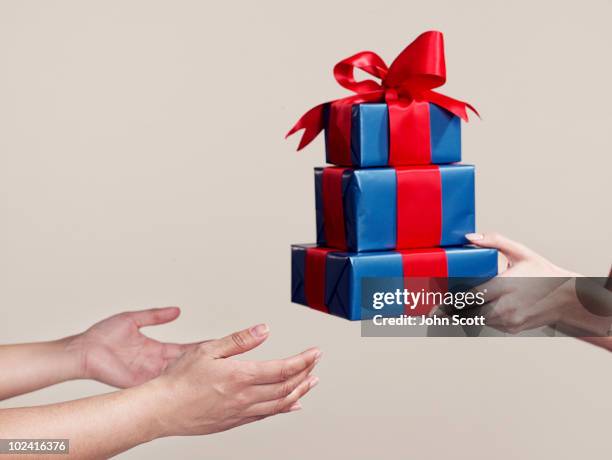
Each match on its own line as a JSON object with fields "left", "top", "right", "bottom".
{"left": 291, "top": 244, "right": 498, "bottom": 321}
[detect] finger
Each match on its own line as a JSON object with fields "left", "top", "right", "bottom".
{"left": 428, "top": 278, "right": 507, "bottom": 318}
{"left": 246, "top": 347, "right": 321, "bottom": 384}
{"left": 230, "top": 405, "right": 303, "bottom": 431}
{"left": 468, "top": 276, "right": 509, "bottom": 303}
{"left": 479, "top": 300, "right": 503, "bottom": 324}
{"left": 428, "top": 305, "right": 449, "bottom": 318}
{"left": 232, "top": 402, "right": 303, "bottom": 429}
{"left": 200, "top": 324, "right": 270, "bottom": 359}
{"left": 480, "top": 298, "right": 519, "bottom": 332}
{"left": 128, "top": 306, "right": 181, "bottom": 328}
{"left": 283, "top": 402, "right": 303, "bottom": 413}
{"left": 245, "top": 375, "right": 319, "bottom": 416}
{"left": 246, "top": 362, "right": 316, "bottom": 402}
{"left": 465, "top": 233, "right": 535, "bottom": 264}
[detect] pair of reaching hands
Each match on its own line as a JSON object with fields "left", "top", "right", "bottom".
{"left": 64, "top": 310, "right": 320, "bottom": 436}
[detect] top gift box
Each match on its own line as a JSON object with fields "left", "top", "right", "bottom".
{"left": 323, "top": 101, "right": 460, "bottom": 167}
{"left": 287, "top": 31, "right": 478, "bottom": 167}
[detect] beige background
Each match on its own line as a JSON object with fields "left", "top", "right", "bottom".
{"left": 1, "top": 1, "right": 611, "bottom": 459}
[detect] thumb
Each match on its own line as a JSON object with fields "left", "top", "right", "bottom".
{"left": 127, "top": 306, "right": 181, "bottom": 328}
{"left": 465, "top": 232, "right": 535, "bottom": 264}
{"left": 202, "top": 324, "right": 270, "bottom": 359}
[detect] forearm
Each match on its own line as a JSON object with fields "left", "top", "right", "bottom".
{"left": 557, "top": 278, "right": 612, "bottom": 337}
{"left": 579, "top": 337, "right": 612, "bottom": 351}
{"left": 0, "top": 337, "right": 82, "bottom": 401}
{"left": 0, "top": 381, "right": 166, "bottom": 459}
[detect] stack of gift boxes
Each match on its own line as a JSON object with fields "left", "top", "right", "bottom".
{"left": 289, "top": 32, "right": 498, "bottom": 320}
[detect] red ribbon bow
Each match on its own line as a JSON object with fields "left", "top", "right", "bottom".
{"left": 286, "top": 31, "right": 478, "bottom": 163}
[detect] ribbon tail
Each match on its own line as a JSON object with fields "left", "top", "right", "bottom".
{"left": 425, "top": 90, "right": 479, "bottom": 122}
{"left": 465, "top": 101, "right": 480, "bottom": 118}
{"left": 286, "top": 103, "right": 326, "bottom": 151}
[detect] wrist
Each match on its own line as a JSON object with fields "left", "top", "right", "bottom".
{"left": 136, "top": 376, "right": 178, "bottom": 440}
{"left": 49, "top": 335, "right": 86, "bottom": 382}
{"left": 558, "top": 279, "right": 611, "bottom": 336}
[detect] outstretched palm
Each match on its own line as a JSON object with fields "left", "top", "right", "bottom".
{"left": 72, "top": 307, "right": 197, "bottom": 388}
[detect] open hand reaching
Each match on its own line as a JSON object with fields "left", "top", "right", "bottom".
{"left": 68, "top": 307, "right": 197, "bottom": 388}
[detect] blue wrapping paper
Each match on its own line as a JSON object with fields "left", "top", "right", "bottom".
{"left": 291, "top": 244, "right": 498, "bottom": 321}
{"left": 315, "top": 164, "right": 476, "bottom": 252}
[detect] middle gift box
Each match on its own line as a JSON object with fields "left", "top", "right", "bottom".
{"left": 315, "top": 164, "right": 475, "bottom": 252}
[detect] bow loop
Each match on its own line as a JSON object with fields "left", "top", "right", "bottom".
{"left": 384, "top": 30, "right": 447, "bottom": 91}
{"left": 333, "top": 51, "right": 388, "bottom": 94}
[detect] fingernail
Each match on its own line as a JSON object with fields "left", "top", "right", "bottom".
{"left": 309, "top": 376, "right": 320, "bottom": 389}
{"left": 465, "top": 233, "right": 484, "bottom": 241}
{"left": 250, "top": 323, "right": 269, "bottom": 338}
{"left": 314, "top": 350, "right": 322, "bottom": 364}
{"left": 289, "top": 402, "right": 302, "bottom": 411}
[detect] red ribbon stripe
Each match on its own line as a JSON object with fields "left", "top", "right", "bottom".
{"left": 320, "top": 166, "right": 443, "bottom": 251}
{"left": 401, "top": 248, "right": 448, "bottom": 315}
{"left": 396, "top": 166, "right": 442, "bottom": 249}
{"left": 304, "top": 247, "right": 335, "bottom": 313}
{"left": 322, "top": 167, "right": 348, "bottom": 250}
